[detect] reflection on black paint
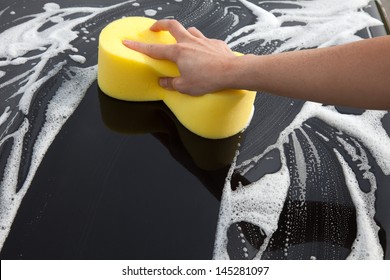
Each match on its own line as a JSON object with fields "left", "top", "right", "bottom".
{"left": 263, "top": 127, "right": 357, "bottom": 259}
{"left": 1, "top": 0, "right": 389, "bottom": 260}
{"left": 98, "top": 90, "right": 241, "bottom": 172}
{"left": 98, "top": 89, "right": 243, "bottom": 200}
{"left": 1, "top": 82, "right": 222, "bottom": 259}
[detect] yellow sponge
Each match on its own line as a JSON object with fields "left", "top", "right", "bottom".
{"left": 98, "top": 17, "right": 256, "bottom": 139}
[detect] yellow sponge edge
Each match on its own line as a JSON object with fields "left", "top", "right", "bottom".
{"left": 98, "top": 17, "right": 256, "bottom": 139}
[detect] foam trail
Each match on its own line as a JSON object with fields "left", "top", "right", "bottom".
{"left": 0, "top": 0, "right": 388, "bottom": 259}
{"left": 0, "top": 66, "right": 97, "bottom": 250}
{"left": 214, "top": 0, "right": 388, "bottom": 259}
{"left": 227, "top": 0, "right": 383, "bottom": 51}
{"left": 215, "top": 99, "right": 388, "bottom": 259}
{"left": 0, "top": 1, "right": 136, "bottom": 251}
{"left": 335, "top": 149, "right": 382, "bottom": 259}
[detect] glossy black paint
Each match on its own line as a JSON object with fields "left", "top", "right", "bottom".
{"left": 0, "top": 0, "right": 389, "bottom": 259}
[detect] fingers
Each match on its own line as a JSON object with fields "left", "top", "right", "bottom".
{"left": 150, "top": 19, "right": 192, "bottom": 42}
{"left": 150, "top": 19, "right": 205, "bottom": 41}
{"left": 159, "top": 77, "right": 175, "bottom": 91}
{"left": 123, "top": 20, "right": 204, "bottom": 60}
{"left": 159, "top": 77, "right": 203, "bottom": 96}
{"left": 123, "top": 40, "right": 175, "bottom": 61}
{"left": 159, "top": 77, "right": 189, "bottom": 95}
{"left": 187, "top": 27, "right": 206, "bottom": 39}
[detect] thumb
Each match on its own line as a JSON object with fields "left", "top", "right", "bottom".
{"left": 159, "top": 77, "right": 177, "bottom": 91}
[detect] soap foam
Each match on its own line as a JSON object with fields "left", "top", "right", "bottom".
{"left": 0, "top": 0, "right": 136, "bottom": 251}
{"left": 334, "top": 149, "right": 382, "bottom": 259}
{"left": 0, "top": 66, "right": 97, "bottom": 250}
{"left": 0, "top": 0, "right": 388, "bottom": 260}
{"left": 215, "top": 102, "right": 388, "bottom": 259}
{"left": 144, "top": 9, "right": 158, "bottom": 17}
{"left": 0, "top": 107, "right": 11, "bottom": 128}
{"left": 69, "top": 54, "right": 87, "bottom": 64}
{"left": 227, "top": 0, "right": 382, "bottom": 52}
{"left": 214, "top": 0, "right": 388, "bottom": 259}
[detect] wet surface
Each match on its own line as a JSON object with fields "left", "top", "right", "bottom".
{"left": 0, "top": 0, "right": 389, "bottom": 259}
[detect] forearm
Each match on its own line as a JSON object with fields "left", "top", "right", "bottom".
{"left": 230, "top": 36, "right": 390, "bottom": 109}
{"left": 123, "top": 19, "right": 389, "bottom": 109}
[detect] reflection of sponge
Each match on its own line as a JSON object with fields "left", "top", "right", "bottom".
{"left": 98, "top": 17, "right": 256, "bottom": 139}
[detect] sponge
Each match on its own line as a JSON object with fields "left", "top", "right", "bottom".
{"left": 98, "top": 17, "right": 256, "bottom": 139}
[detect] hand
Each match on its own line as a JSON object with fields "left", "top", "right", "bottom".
{"left": 123, "top": 19, "right": 237, "bottom": 95}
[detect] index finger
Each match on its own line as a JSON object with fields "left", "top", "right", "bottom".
{"left": 150, "top": 19, "right": 192, "bottom": 42}
{"left": 123, "top": 40, "right": 177, "bottom": 61}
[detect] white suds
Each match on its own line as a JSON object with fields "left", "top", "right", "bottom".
{"left": 50, "top": 16, "right": 64, "bottom": 23}
{"left": 227, "top": 0, "right": 382, "bottom": 52}
{"left": 0, "top": 66, "right": 97, "bottom": 251}
{"left": 0, "top": 0, "right": 388, "bottom": 261}
{"left": 214, "top": 0, "right": 387, "bottom": 259}
{"left": 144, "top": 9, "right": 157, "bottom": 16}
{"left": 0, "top": 107, "right": 11, "bottom": 127}
{"left": 43, "top": 2, "right": 61, "bottom": 11}
{"left": 214, "top": 100, "right": 389, "bottom": 259}
{"left": 214, "top": 152, "right": 291, "bottom": 259}
{"left": 69, "top": 54, "right": 86, "bottom": 64}
{"left": 335, "top": 150, "right": 383, "bottom": 259}
{"left": 0, "top": 0, "right": 136, "bottom": 251}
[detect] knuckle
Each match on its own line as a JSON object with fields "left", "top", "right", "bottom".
{"left": 187, "top": 27, "right": 197, "bottom": 32}
{"left": 168, "top": 19, "right": 180, "bottom": 28}
{"left": 211, "top": 38, "right": 224, "bottom": 46}
{"left": 171, "top": 43, "right": 187, "bottom": 56}
{"left": 145, "top": 44, "right": 157, "bottom": 55}
{"left": 172, "top": 78, "right": 186, "bottom": 92}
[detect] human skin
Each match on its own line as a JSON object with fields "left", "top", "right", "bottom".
{"left": 123, "top": 19, "right": 390, "bottom": 110}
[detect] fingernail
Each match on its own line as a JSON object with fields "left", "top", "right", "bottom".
{"left": 159, "top": 78, "right": 167, "bottom": 88}
{"left": 122, "top": 40, "right": 131, "bottom": 46}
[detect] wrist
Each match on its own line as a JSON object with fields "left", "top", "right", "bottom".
{"left": 224, "top": 54, "right": 258, "bottom": 90}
